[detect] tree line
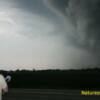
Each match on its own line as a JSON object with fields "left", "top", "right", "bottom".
{"left": 0, "top": 68, "right": 100, "bottom": 90}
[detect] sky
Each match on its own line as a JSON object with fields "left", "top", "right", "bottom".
{"left": 0, "top": 0, "right": 100, "bottom": 70}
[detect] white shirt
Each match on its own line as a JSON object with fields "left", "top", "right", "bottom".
{"left": 0, "top": 74, "right": 8, "bottom": 100}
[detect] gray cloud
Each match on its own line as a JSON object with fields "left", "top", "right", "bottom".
{"left": 45, "top": 0, "right": 100, "bottom": 53}
{"left": 0, "top": 0, "right": 100, "bottom": 70}
{"left": 44, "top": 0, "right": 69, "bottom": 16}
{"left": 44, "top": 0, "right": 100, "bottom": 67}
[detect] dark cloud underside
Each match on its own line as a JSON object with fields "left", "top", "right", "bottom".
{"left": 45, "top": 0, "right": 100, "bottom": 67}
{"left": 0, "top": 0, "right": 100, "bottom": 70}
{"left": 46, "top": 0, "right": 100, "bottom": 52}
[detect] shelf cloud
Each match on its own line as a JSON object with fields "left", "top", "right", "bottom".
{"left": 0, "top": 0, "right": 100, "bottom": 70}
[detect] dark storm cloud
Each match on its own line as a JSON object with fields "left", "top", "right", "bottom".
{"left": 46, "top": 0, "right": 100, "bottom": 54}
{"left": 44, "top": 0, "right": 69, "bottom": 16}
{"left": 14, "top": 0, "right": 58, "bottom": 21}
{"left": 0, "top": 0, "right": 100, "bottom": 70}
{"left": 16, "top": 0, "right": 46, "bottom": 14}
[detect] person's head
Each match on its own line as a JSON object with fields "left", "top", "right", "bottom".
{"left": 5, "top": 75, "right": 11, "bottom": 83}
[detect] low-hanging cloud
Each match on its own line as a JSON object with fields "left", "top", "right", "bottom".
{"left": 45, "top": 0, "right": 100, "bottom": 52}
{"left": 0, "top": 0, "right": 100, "bottom": 70}
{"left": 44, "top": 0, "right": 100, "bottom": 67}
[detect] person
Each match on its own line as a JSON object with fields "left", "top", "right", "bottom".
{"left": 0, "top": 74, "right": 8, "bottom": 100}
{"left": 5, "top": 75, "right": 11, "bottom": 83}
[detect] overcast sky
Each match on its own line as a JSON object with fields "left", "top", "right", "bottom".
{"left": 0, "top": 0, "right": 100, "bottom": 70}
